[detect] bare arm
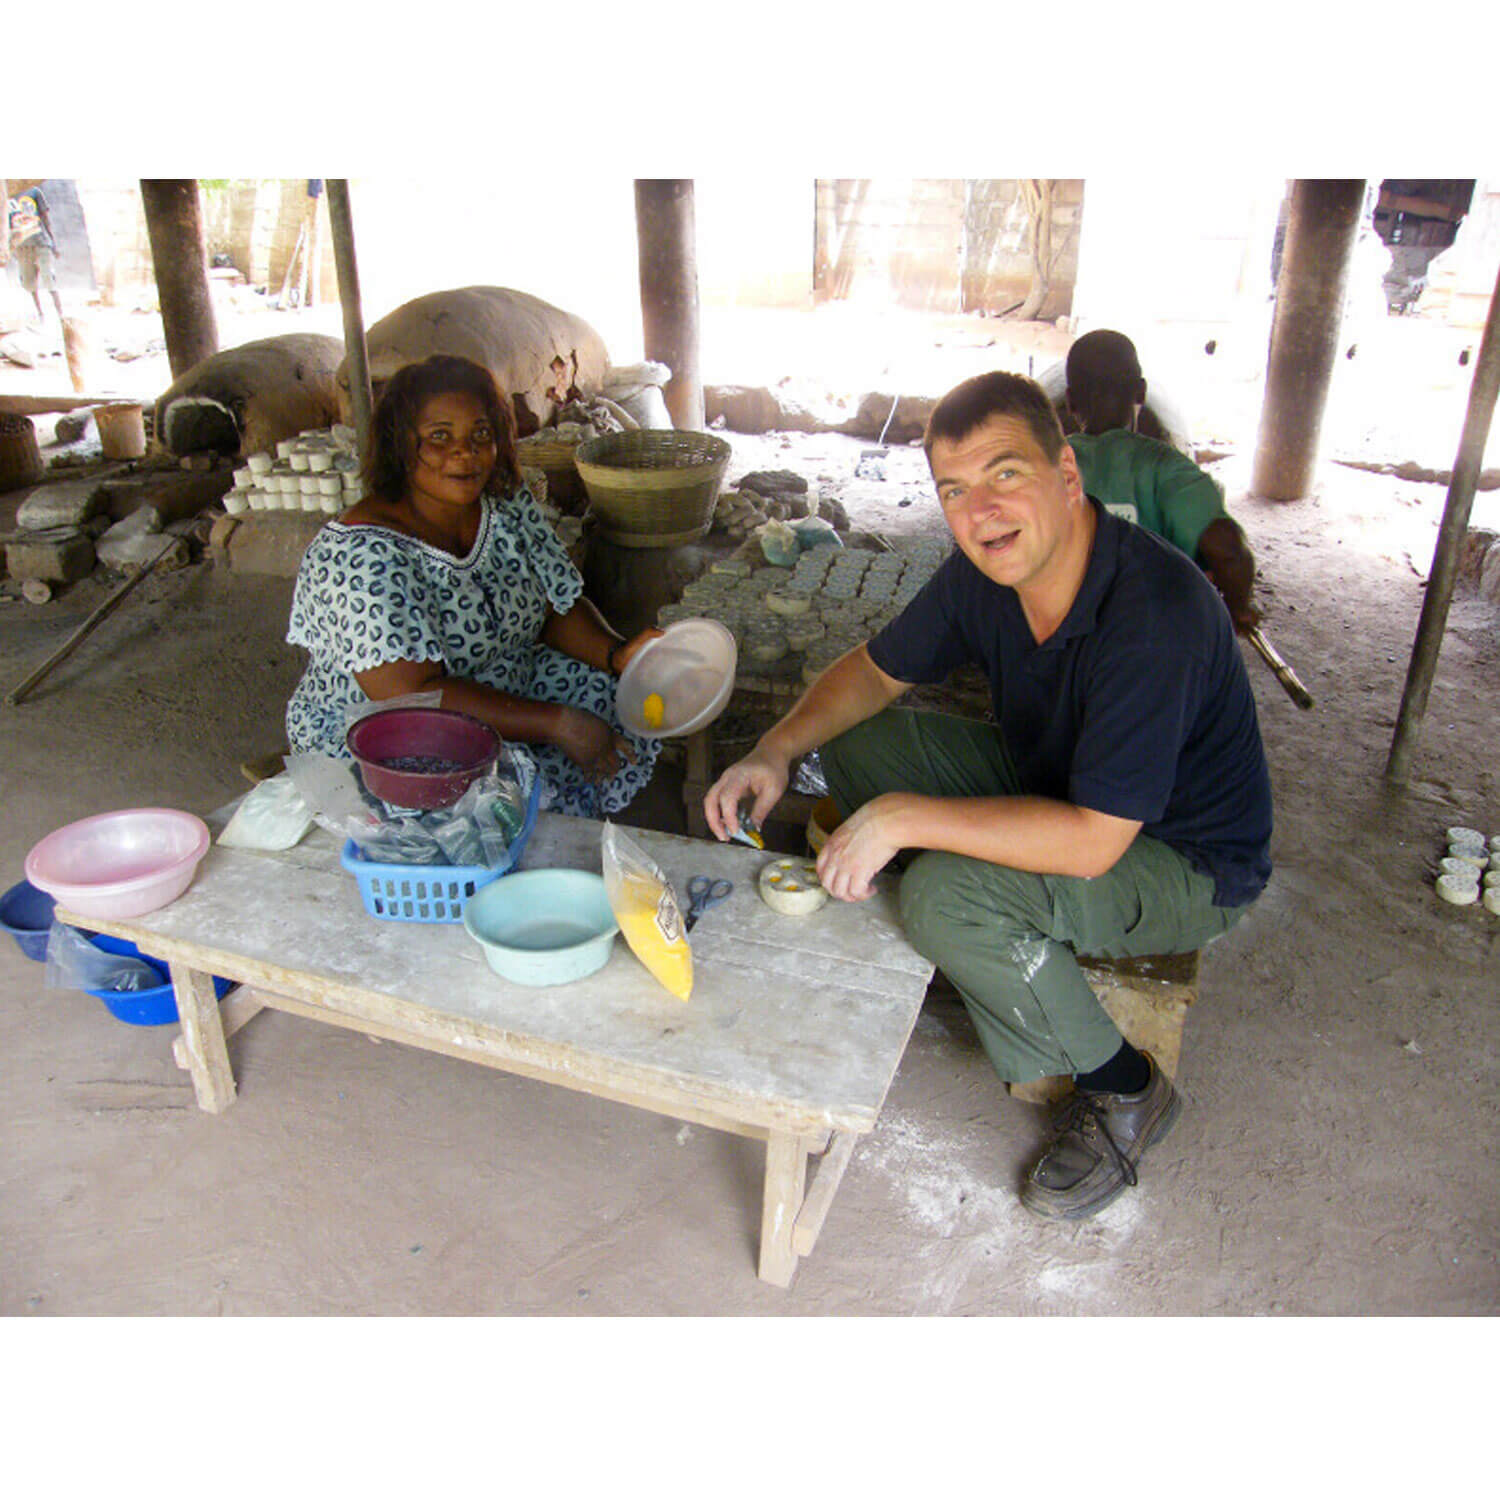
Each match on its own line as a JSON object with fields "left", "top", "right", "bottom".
{"left": 817, "top": 788, "right": 1142, "bottom": 902}
{"left": 703, "top": 644, "right": 906, "bottom": 839}
{"left": 1195, "top": 516, "right": 1260, "bottom": 633}
{"left": 354, "top": 658, "right": 626, "bottom": 778}
{"left": 541, "top": 596, "right": 658, "bottom": 675}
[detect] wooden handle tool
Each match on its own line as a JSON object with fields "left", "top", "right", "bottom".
{"left": 1247, "top": 626, "right": 1314, "bottom": 710}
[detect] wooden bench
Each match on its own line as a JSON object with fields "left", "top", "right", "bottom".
{"left": 1007, "top": 949, "right": 1201, "bottom": 1104}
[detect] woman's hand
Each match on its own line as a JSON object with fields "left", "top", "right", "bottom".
{"left": 815, "top": 794, "right": 903, "bottom": 902}
{"left": 552, "top": 705, "right": 635, "bottom": 779}
{"left": 611, "top": 627, "right": 663, "bottom": 675}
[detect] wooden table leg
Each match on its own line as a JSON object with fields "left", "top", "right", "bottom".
{"left": 169, "top": 962, "right": 236, "bottom": 1114}
{"left": 792, "top": 1130, "right": 858, "bottom": 1257}
{"left": 759, "top": 1129, "right": 810, "bottom": 1287}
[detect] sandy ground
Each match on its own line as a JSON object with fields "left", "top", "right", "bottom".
{"left": 1, "top": 304, "right": 1497, "bottom": 1319}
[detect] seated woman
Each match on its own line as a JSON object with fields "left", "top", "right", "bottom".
{"left": 285, "top": 354, "right": 660, "bottom": 815}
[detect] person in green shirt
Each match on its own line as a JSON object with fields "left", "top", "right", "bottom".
{"left": 1065, "top": 329, "right": 1260, "bottom": 632}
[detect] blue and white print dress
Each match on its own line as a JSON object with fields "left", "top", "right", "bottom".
{"left": 285, "top": 487, "right": 657, "bottom": 816}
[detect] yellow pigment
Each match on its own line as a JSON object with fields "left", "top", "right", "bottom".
{"left": 642, "top": 692, "right": 665, "bottom": 730}
{"left": 611, "top": 872, "right": 693, "bottom": 1001}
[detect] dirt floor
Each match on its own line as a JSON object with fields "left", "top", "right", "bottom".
{"left": 1, "top": 304, "right": 1497, "bottom": 1317}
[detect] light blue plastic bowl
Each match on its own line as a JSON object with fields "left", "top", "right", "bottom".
{"left": 463, "top": 869, "right": 618, "bottom": 987}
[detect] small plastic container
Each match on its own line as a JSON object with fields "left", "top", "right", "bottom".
{"left": 300, "top": 493, "right": 321, "bottom": 512}
{"left": 224, "top": 493, "right": 249, "bottom": 515}
{"left": 308, "top": 451, "right": 331, "bottom": 472}
{"left": 247, "top": 452, "right": 273, "bottom": 474}
{"left": 289, "top": 451, "right": 311, "bottom": 472}
{"left": 319, "top": 495, "right": 341, "bottom": 515}
{"left": 318, "top": 474, "right": 341, "bottom": 496}
{"left": 0, "top": 878, "right": 57, "bottom": 961}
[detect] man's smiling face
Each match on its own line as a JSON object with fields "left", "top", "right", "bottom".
{"left": 929, "top": 414, "right": 1087, "bottom": 596}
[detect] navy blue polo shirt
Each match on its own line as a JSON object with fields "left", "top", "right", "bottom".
{"left": 867, "top": 502, "right": 1272, "bottom": 907}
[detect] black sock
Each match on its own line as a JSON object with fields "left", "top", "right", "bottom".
{"left": 1075, "top": 1039, "right": 1151, "bottom": 1095}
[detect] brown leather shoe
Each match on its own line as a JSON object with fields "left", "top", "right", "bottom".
{"left": 1020, "top": 1053, "right": 1182, "bottom": 1221}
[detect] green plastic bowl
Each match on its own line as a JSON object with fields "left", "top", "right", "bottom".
{"left": 462, "top": 868, "right": 618, "bottom": 987}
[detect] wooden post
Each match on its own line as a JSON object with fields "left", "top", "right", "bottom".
{"left": 1249, "top": 180, "right": 1365, "bottom": 501}
{"left": 0, "top": 180, "right": 9, "bottom": 269}
{"left": 326, "top": 180, "right": 373, "bottom": 463}
{"left": 139, "top": 179, "right": 220, "bottom": 380}
{"left": 1386, "top": 258, "right": 1500, "bottom": 784}
{"left": 634, "top": 180, "right": 704, "bottom": 431}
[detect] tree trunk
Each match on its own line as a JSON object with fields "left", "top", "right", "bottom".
{"left": 634, "top": 179, "right": 704, "bottom": 432}
{"left": 139, "top": 180, "right": 219, "bottom": 379}
{"left": 1016, "top": 179, "right": 1055, "bottom": 321}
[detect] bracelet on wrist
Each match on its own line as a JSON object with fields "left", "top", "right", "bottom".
{"left": 607, "top": 640, "right": 624, "bottom": 676}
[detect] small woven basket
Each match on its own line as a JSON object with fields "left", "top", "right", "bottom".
{"left": 574, "top": 430, "right": 731, "bottom": 548}
{"left": 516, "top": 435, "right": 587, "bottom": 509}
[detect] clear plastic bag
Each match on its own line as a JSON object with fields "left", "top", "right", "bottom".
{"left": 45, "top": 923, "right": 160, "bottom": 992}
{"left": 217, "top": 771, "right": 315, "bottom": 851}
{"left": 601, "top": 822, "right": 692, "bottom": 1002}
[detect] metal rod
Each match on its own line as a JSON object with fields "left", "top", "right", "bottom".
{"left": 1386, "top": 255, "right": 1500, "bottom": 784}
{"left": 326, "top": 180, "right": 373, "bottom": 465}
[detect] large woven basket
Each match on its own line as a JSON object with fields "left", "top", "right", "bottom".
{"left": 574, "top": 430, "right": 731, "bottom": 548}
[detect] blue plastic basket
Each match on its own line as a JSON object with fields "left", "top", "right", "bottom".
{"left": 339, "top": 773, "right": 543, "bottom": 922}
{"left": 79, "top": 932, "right": 236, "bottom": 1027}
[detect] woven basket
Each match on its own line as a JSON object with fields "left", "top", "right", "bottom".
{"left": 515, "top": 435, "right": 587, "bottom": 508}
{"left": 574, "top": 430, "right": 731, "bottom": 548}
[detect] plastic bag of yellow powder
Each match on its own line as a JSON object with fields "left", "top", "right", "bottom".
{"left": 601, "top": 821, "right": 693, "bottom": 1001}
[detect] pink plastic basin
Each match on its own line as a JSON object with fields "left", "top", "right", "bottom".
{"left": 25, "top": 808, "right": 211, "bottom": 919}
{"left": 346, "top": 707, "right": 500, "bottom": 810}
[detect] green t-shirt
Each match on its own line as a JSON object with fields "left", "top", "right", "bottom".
{"left": 1067, "top": 429, "right": 1226, "bottom": 561}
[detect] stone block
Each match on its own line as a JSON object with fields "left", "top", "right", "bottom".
{"left": 97, "top": 467, "right": 233, "bottom": 524}
{"left": 5, "top": 527, "right": 97, "bottom": 583}
{"left": 223, "top": 511, "right": 327, "bottom": 576}
{"left": 97, "top": 530, "right": 189, "bottom": 572}
{"left": 15, "top": 475, "right": 111, "bottom": 530}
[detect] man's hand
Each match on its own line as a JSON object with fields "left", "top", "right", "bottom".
{"left": 815, "top": 794, "right": 903, "bottom": 902}
{"left": 704, "top": 746, "right": 790, "bottom": 842}
{"left": 1207, "top": 566, "right": 1262, "bottom": 634}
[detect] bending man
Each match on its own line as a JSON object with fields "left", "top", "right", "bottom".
{"left": 1065, "top": 328, "right": 1260, "bottom": 632}
{"left": 705, "top": 371, "right": 1272, "bottom": 1221}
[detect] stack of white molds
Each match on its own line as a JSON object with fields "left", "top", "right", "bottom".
{"left": 223, "top": 424, "right": 363, "bottom": 518}
{"left": 1435, "top": 825, "right": 1500, "bottom": 913}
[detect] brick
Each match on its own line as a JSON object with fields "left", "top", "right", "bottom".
{"left": 97, "top": 530, "right": 189, "bottom": 572}
{"left": 15, "top": 476, "right": 110, "bottom": 530}
{"left": 6, "top": 528, "right": 97, "bottom": 583}
{"left": 97, "top": 467, "right": 233, "bottom": 524}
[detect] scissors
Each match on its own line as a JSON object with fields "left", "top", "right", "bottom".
{"left": 684, "top": 875, "right": 733, "bottom": 932}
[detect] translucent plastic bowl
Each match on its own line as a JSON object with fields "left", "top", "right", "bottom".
{"left": 346, "top": 707, "right": 500, "bottom": 810}
{"left": 463, "top": 869, "right": 618, "bottom": 987}
{"left": 616, "top": 618, "right": 737, "bottom": 739}
{"left": 25, "top": 809, "right": 210, "bottom": 920}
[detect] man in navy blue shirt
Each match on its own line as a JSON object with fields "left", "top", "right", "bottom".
{"left": 705, "top": 371, "right": 1272, "bottom": 1221}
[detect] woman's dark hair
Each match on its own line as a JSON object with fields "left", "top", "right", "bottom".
{"left": 363, "top": 354, "right": 521, "bottom": 501}
{"left": 923, "top": 370, "right": 1066, "bottom": 465}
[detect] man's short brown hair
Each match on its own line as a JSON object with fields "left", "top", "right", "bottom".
{"left": 923, "top": 371, "right": 1067, "bottom": 466}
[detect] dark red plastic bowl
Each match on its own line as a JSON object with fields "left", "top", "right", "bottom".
{"left": 346, "top": 707, "right": 500, "bottom": 810}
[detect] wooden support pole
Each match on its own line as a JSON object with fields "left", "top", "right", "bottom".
{"left": 327, "top": 180, "right": 373, "bottom": 464}
{"left": 1386, "top": 257, "right": 1500, "bottom": 784}
{"left": 1250, "top": 180, "right": 1366, "bottom": 501}
{"left": 634, "top": 180, "right": 704, "bottom": 431}
{"left": 139, "top": 180, "right": 219, "bottom": 380}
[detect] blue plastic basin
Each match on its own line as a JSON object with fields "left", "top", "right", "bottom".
{"left": 0, "top": 879, "right": 57, "bottom": 962}
{"left": 80, "top": 932, "right": 235, "bottom": 1026}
